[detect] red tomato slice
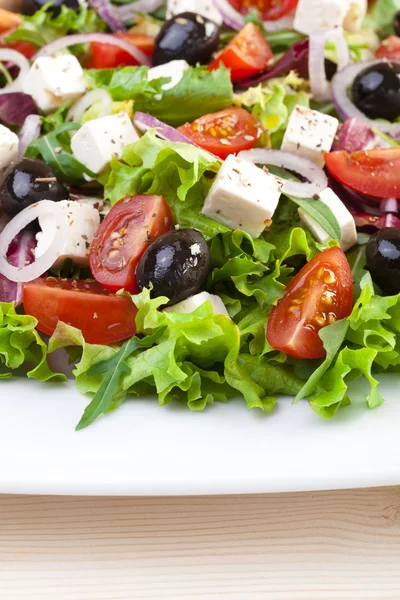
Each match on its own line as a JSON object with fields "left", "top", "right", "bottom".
{"left": 178, "top": 107, "right": 261, "bottom": 159}
{"left": 228, "top": 0, "right": 298, "bottom": 20}
{"left": 209, "top": 23, "right": 273, "bottom": 82}
{"left": 325, "top": 148, "right": 400, "bottom": 199}
{"left": 23, "top": 278, "right": 138, "bottom": 344}
{"left": 89, "top": 33, "right": 154, "bottom": 69}
{"left": 267, "top": 247, "right": 354, "bottom": 360}
{"left": 0, "top": 41, "right": 36, "bottom": 59}
{"left": 89, "top": 195, "right": 173, "bottom": 294}
{"left": 376, "top": 36, "right": 400, "bottom": 60}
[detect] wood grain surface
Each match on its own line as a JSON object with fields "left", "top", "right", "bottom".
{"left": 0, "top": 488, "right": 400, "bottom": 599}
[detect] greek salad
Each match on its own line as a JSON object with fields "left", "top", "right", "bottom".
{"left": 0, "top": 0, "right": 399, "bottom": 429}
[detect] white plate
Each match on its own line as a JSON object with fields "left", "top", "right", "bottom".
{"left": 1, "top": 368, "right": 400, "bottom": 496}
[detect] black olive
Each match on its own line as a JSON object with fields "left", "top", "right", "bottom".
{"left": 324, "top": 59, "right": 337, "bottom": 82}
{"left": 351, "top": 62, "right": 400, "bottom": 121}
{"left": 136, "top": 228, "right": 211, "bottom": 305}
{"left": 153, "top": 12, "right": 221, "bottom": 66}
{"left": 366, "top": 228, "right": 400, "bottom": 294}
{"left": 0, "top": 159, "right": 70, "bottom": 216}
{"left": 394, "top": 11, "right": 400, "bottom": 36}
{"left": 22, "top": 0, "right": 80, "bottom": 17}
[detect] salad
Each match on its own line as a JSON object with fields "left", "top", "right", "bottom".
{"left": 0, "top": 0, "right": 399, "bottom": 430}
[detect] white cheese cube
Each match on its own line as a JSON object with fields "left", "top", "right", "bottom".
{"left": 71, "top": 112, "right": 139, "bottom": 174}
{"left": 35, "top": 200, "right": 100, "bottom": 268}
{"left": 148, "top": 60, "right": 189, "bottom": 90}
{"left": 0, "top": 125, "right": 19, "bottom": 183}
{"left": 281, "top": 105, "right": 339, "bottom": 168}
{"left": 166, "top": 0, "right": 223, "bottom": 24}
{"left": 293, "top": 0, "right": 351, "bottom": 34}
{"left": 298, "top": 188, "right": 357, "bottom": 252}
{"left": 22, "top": 55, "right": 86, "bottom": 114}
{"left": 343, "top": 0, "right": 367, "bottom": 32}
{"left": 164, "top": 292, "right": 229, "bottom": 316}
{"left": 202, "top": 155, "right": 282, "bottom": 239}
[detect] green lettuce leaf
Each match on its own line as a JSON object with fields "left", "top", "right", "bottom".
{"left": 363, "top": 0, "right": 399, "bottom": 35}
{"left": 0, "top": 302, "right": 66, "bottom": 382}
{"left": 6, "top": 4, "right": 105, "bottom": 48}
{"left": 86, "top": 65, "right": 233, "bottom": 126}
{"left": 105, "top": 129, "right": 227, "bottom": 238}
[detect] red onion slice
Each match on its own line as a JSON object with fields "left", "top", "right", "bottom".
{"left": 213, "top": 0, "right": 294, "bottom": 31}
{"left": 0, "top": 201, "right": 67, "bottom": 283}
{"left": 331, "top": 59, "right": 400, "bottom": 137}
{"left": 33, "top": 33, "right": 151, "bottom": 66}
{"left": 133, "top": 111, "right": 199, "bottom": 145}
{"left": 88, "top": 0, "right": 126, "bottom": 31}
{"left": 116, "top": 0, "right": 164, "bottom": 21}
{"left": 0, "top": 49, "right": 30, "bottom": 95}
{"left": 380, "top": 198, "right": 398, "bottom": 214}
{"left": 238, "top": 148, "right": 328, "bottom": 198}
{"left": 309, "top": 28, "right": 350, "bottom": 103}
{"left": 18, "top": 114, "right": 41, "bottom": 159}
{"left": 67, "top": 89, "right": 113, "bottom": 123}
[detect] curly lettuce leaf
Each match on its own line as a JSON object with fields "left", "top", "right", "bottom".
{"left": 295, "top": 273, "right": 400, "bottom": 417}
{"left": 0, "top": 302, "right": 66, "bottom": 382}
{"left": 6, "top": 4, "right": 105, "bottom": 48}
{"left": 86, "top": 65, "right": 233, "bottom": 126}
{"left": 105, "top": 129, "right": 227, "bottom": 238}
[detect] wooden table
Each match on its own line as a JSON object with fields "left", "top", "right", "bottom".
{"left": 1, "top": 487, "right": 400, "bottom": 599}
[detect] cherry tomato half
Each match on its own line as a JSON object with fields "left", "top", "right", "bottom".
{"left": 267, "top": 247, "right": 354, "bottom": 359}
{"left": 0, "top": 9, "right": 21, "bottom": 35}
{"left": 325, "top": 148, "right": 400, "bottom": 199}
{"left": 178, "top": 107, "right": 261, "bottom": 159}
{"left": 23, "top": 278, "right": 138, "bottom": 344}
{"left": 89, "top": 195, "right": 173, "bottom": 294}
{"left": 228, "top": 0, "right": 298, "bottom": 21}
{"left": 209, "top": 23, "right": 273, "bottom": 82}
{"left": 88, "top": 33, "right": 154, "bottom": 69}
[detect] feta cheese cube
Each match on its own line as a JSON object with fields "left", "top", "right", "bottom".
{"left": 293, "top": 0, "right": 351, "bottom": 34}
{"left": 71, "top": 112, "right": 139, "bottom": 174}
{"left": 343, "top": 0, "right": 367, "bottom": 32}
{"left": 166, "top": 0, "right": 223, "bottom": 24}
{"left": 298, "top": 187, "right": 357, "bottom": 252}
{"left": 148, "top": 60, "right": 189, "bottom": 90}
{"left": 35, "top": 200, "right": 100, "bottom": 268}
{"left": 202, "top": 155, "right": 282, "bottom": 239}
{"left": 281, "top": 105, "right": 339, "bottom": 168}
{"left": 164, "top": 292, "right": 229, "bottom": 316}
{"left": 0, "top": 124, "right": 19, "bottom": 183}
{"left": 22, "top": 55, "right": 86, "bottom": 114}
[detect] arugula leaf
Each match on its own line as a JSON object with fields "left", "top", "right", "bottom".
{"left": 26, "top": 122, "right": 95, "bottom": 184}
{"left": 0, "top": 302, "right": 65, "bottom": 382}
{"left": 86, "top": 65, "right": 233, "bottom": 126}
{"left": 6, "top": 4, "right": 105, "bottom": 48}
{"left": 76, "top": 328, "right": 166, "bottom": 430}
{"left": 285, "top": 194, "right": 342, "bottom": 241}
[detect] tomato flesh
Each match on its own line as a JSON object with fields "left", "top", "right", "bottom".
{"left": 228, "top": 0, "right": 298, "bottom": 20}
{"left": 23, "top": 278, "right": 138, "bottom": 344}
{"left": 209, "top": 23, "right": 273, "bottom": 82}
{"left": 0, "top": 9, "right": 21, "bottom": 34}
{"left": 0, "top": 41, "right": 36, "bottom": 58}
{"left": 89, "top": 33, "right": 154, "bottom": 69}
{"left": 89, "top": 195, "right": 173, "bottom": 294}
{"left": 178, "top": 107, "right": 261, "bottom": 159}
{"left": 376, "top": 36, "right": 400, "bottom": 60}
{"left": 325, "top": 148, "right": 400, "bottom": 199}
{"left": 267, "top": 247, "right": 354, "bottom": 359}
